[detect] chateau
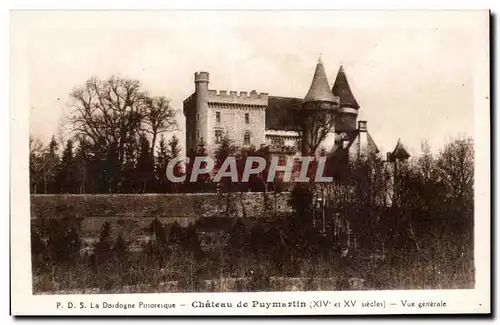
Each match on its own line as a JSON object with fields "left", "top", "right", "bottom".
{"left": 183, "top": 58, "right": 384, "bottom": 161}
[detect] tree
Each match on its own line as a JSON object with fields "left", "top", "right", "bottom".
{"left": 103, "top": 141, "right": 120, "bottom": 193}
{"left": 29, "top": 136, "right": 45, "bottom": 194}
{"left": 185, "top": 137, "right": 211, "bottom": 193}
{"left": 136, "top": 134, "right": 154, "bottom": 193}
{"left": 56, "top": 139, "right": 75, "bottom": 193}
{"left": 155, "top": 134, "right": 170, "bottom": 193}
{"left": 195, "top": 137, "right": 207, "bottom": 157}
{"left": 436, "top": 137, "right": 474, "bottom": 207}
{"left": 168, "top": 135, "right": 181, "bottom": 160}
{"left": 74, "top": 137, "right": 91, "bottom": 194}
{"left": 66, "top": 76, "right": 177, "bottom": 193}
{"left": 120, "top": 137, "right": 139, "bottom": 193}
{"left": 68, "top": 76, "right": 147, "bottom": 168}
{"left": 213, "top": 134, "right": 239, "bottom": 216}
{"left": 41, "top": 135, "right": 60, "bottom": 194}
{"left": 293, "top": 109, "right": 336, "bottom": 155}
{"left": 168, "top": 135, "right": 182, "bottom": 193}
{"left": 214, "top": 134, "right": 238, "bottom": 193}
{"left": 143, "top": 96, "right": 178, "bottom": 155}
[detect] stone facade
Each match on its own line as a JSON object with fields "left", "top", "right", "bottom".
{"left": 184, "top": 72, "right": 268, "bottom": 155}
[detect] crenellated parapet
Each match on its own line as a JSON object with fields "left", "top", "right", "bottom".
{"left": 207, "top": 89, "right": 268, "bottom": 107}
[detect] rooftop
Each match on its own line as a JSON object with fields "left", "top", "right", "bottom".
{"left": 303, "top": 57, "right": 339, "bottom": 106}
{"left": 332, "top": 65, "right": 360, "bottom": 109}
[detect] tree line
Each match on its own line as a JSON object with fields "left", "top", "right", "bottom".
{"left": 31, "top": 136, "right": 475, "bottom": 292}
{"left": 290, "top": 136, "right": 474, "bottom": 256}
{"left": 30, "top": 132, "right": 183, "bottom": 194}
{"left": 29, "top": 130, "right": 289, "bottom": 194}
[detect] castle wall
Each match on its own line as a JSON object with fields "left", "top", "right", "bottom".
{"left": 205, "top": 90, "right": 267, "bottom": 154}
{"left": 30, "top": 192, "right": 293, "bottom": 222}
{"left": 183, "top": 94, "right": 196, "bottom": 154}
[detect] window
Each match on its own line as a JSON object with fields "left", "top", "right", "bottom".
{"left": 245, "top": 113, "right": 250, "bottom": 124}
{"left": 197, "top": 129, "right": 200, "bottom": 139}
{"left": 216, "top": 112, "right": 221, "bottom": 123}
{"left": 243, "top": 131, "right": 251, "bottom": 145}
{"left": 215, "top": 130, "right": 223, "bottom": 144}
{"left": 272, "top": 138, "right": 284, "bottom": 147}
{"left": 196, "top": 113, "right": 199, "bottom": 122}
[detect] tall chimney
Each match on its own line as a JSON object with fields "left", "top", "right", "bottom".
{"left": 358, "top": 120, "right": 367, "bottom": 132}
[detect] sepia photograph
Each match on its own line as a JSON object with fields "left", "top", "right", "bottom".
{"left": 10, "top": 9, "right": 490, "bottom": 315}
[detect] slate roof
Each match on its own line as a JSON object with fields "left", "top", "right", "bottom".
{"left": 325, "top": 130, "right": 380, "bottom": 181}
{"left": 390, "top": 139, "right": 410, "bottom": 161}
{"left": 265, "top": 96, "right": 302, "bottom": 131}
{"left": 330, "top": 130, "right": 380, "bottom": 160}
{"left": 332, "top": 66, "right": 360, "bottom": 109}
{"left": 303, "top": 57, "right": 338, "bottom": 105}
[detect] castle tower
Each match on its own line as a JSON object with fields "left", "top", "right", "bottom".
{"left": 194, "top": 71, "right": 209, "bottom": 151}
{"left": 332, "top": 65, "right": 360, "bottom": 133}
{"left": 303, "top": 57, "right": 339, "bottom": 110}
{"left": 298, "top": 57, "right": 339, "bottom": 155}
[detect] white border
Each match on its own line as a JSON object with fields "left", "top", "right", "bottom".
{"left": 7, "top": 8, "right": 492, "bottom": 317}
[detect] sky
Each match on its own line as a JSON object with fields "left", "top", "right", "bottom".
{"left": 17, "top": 10, "right": 489, "bottom": 156}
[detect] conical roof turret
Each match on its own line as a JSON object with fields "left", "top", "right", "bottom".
{"left": 332, "top": 65, "right": 360, "bottom": 109}
{"left": 392, "top": 138, "right": 410, "bottom": 161}
{"left": 303, "top": 57, "right": 338, "bottom": 106}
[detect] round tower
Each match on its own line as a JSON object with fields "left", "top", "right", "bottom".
{"left": 332, "top": 66, "right": 359, "bottom": 132}
{"left": 194, "top": 71, "right": 209, "bottom": 149}
{"left": 298, "top": 57, "right": 339, "bottom": 155}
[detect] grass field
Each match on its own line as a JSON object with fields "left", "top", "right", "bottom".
{"left": 30, "top": 212, "right": 475, "bottom": 294}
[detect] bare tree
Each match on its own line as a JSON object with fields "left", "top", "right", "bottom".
{"left": 68, "top": 76, "right": 148, "bottom": 166}
{"left": 293, "top": 109, "right": 335, "bottom": 155}
{"left": 143, "top": 96, "right": 178, "bottom": 155}
{"left": 436, "top": 137, "right": 474, "bottom": 206}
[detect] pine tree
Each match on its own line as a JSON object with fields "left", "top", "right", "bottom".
{"left": 56, "top": 139, "right": 75, "bottom": 193}
{"left": 120, "top": 138, "right": 139, "bottom": 193}
{"left": 29, "top": 136, "right": 45, "bottom": 194}
{"left": 214, "top": 134, "right": 238, "bottom": 193}
{"left": 185, "top": 137, "right": 211, "bottom": 192}
{"left": 74, "top": 138, "right": 90, "bottom": 194}
{"left": 155, "top": 134, "right": 170, "bottom": 192}
{"left": 168, "top": 135, "right": 181, "bottom": 159}
{"left": 168, "top": 135, "right": 182, "bottom": 193}
{"left": 136, "top": 134, "right": 154, "bottom": 193}
{"left": 214, "top": 134, "right": 237, "bottom": 170}
{"left": 195, "top": 137, "right": 207, "bottom": 157}
{"left": 42, "top": 135, "right": 60, "bottom": 193}
{"left": 103, "top": 141, "right": 120, "bottom": 193}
